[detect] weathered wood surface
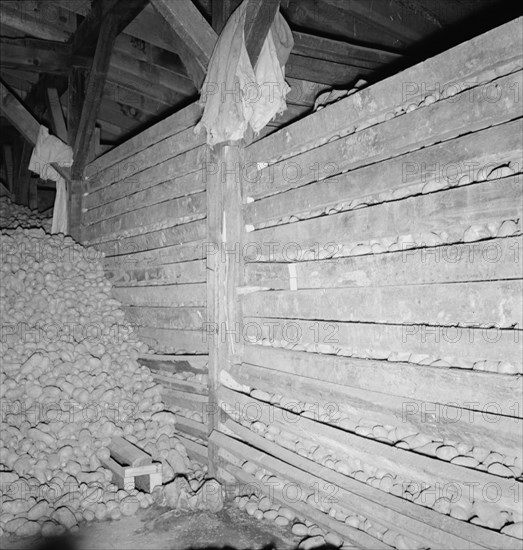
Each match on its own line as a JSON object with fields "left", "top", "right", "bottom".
{"left": 122, "top": 305, "right": 205, "bottom": 330}
{"left": 242, "top": 346, "right": 522, "bottom": 419}
{"left": 162, "top": 388, "right": 208, "bottom": 413}
{"left": 177, "top": 434, "right": 208, "bottom": 463}
{"left": 82, "top": 192, "right": 206, "bottom": 242}
{"left": 151, "top": 372, "right": 207, "bottom": 396}
{"left": 244, "top": 70, "right": 522, "bottom": 199}
{"left": 72, "top": 12, "right": 119, "bottom": 179}
{"left": 217, "top": 443, "right": 392, "bottom": 550}
{"left": 244, "top": 237, "right": 522, "bottom": 290}
{"left": 215, "top": 421, "right": 520, "bottom": 549}
{"left": 137, "top": 327, "right": 207, "bottom": 355}
{"left": 173, "top": 414, "right": 208, "bottom": 440}
{"left": 245, "top": 176, "right": 522, "bottom": 261}
{"left": 228, "top": 363, "right": 522, "bottom": 457}
{"left": 95, "top": 232, "right": 205, "bottom": 261}
{"left": 206, "top": 143, "right": 245, "bottom": 474}
{"left": 84, "top": 145, "right": 207, "bottom": 214}
{"left": 245, "top": 119, "right": 522, "bottom": 227}
{"left": 138, "top": 354, "right": 208, "bottom": 373}
{"left": 108, "top": 259, "right": 206, "bottom": 287}
{"left": 242, "top": 280, "right": 522, "bottom": 328}
{"left": 219, "top": 388, "right": 521, "bottom": 510}
{"left": 112, "top": 283, "right": 205, "bottom": 307}
{"left": 84, "top": 101, "right": 202, "bottom": 178}
{"left": 242, "top": 317, "right": 522, "bottom": 372}
{"left": 246, "top": 17, "right": 523, "bottom": 165}
{"left": 84, "top": 157, "right": 206, "bottom": 226}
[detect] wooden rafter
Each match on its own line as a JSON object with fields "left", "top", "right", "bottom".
{"left": 151, "top": 0, "right": 218, "bottom": 88}
{"left": 71, "top": 15, "right": 119, "bottom": 178}
{"left": 0, "top": 38, "right": 90, "bottom": 74}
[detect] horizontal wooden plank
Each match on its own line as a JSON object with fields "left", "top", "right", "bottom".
{"left": 82, "top": 192, "right": 206, "bottom": 242}
{"left": 95, "top": 219, "right": 204, "bottom": 262}
{"left": 246, "top": 17, "right": 523, "bottom": 165}
{"left": 292, "top": 32, "right": 402, "bottom": 67}
{"left": 242, "top": 318, "right": 522, "bottom": 373}
{"left": 242, "top": 346, "right": 522, "bottom": 419}
{"left": 152, "top": 372, "right": 207, "bottom": 395}
{"left": 85, "top": 100, "right": 202, "bottom": 175}
{"left": 113, "top": 283, "right": 205, "bottom": 307}
{"left": 137, "top": 327, "right": 207, "bottom": 354}
{"left": 244, "top": 237, "right": 523, "bottom": 290}
{"left": 228, "top": 363, "right": 522, "bottom": 458}
{"left": 138, "top": 353, "right": 208, "bottom": 373}
{"left": 216, "top": 420, "right": 520, "bottom": 549}
{"left": 123, "top": 305, "right": 205, "bottom": 330}
{"left": 83, "top": 145, "right": 207, "bottom": 214}
{"left": 219, "top": 387, "right": 520, "bottom": 515}
{"left": 286, "top": 53, "right": 373, "bottom": 86}
{"left": 245, "top": 119, "right": 523, "bottom": 227}
{"left": 162, "top": 390, "right": 208, "bottom": 414}
{"left": 86, "top": 125, "right": 205, "bottom": 194}
{"left": 108, "top": 258, "right": 206, "bottom": 287}
{"left": 245, "top": 176, "right": 522, "bottom": 261}
{"left": 216, "top": 441, "right": 392, "bottom": 549}
{"left": 284, "top": 77, "right": 331, "bottom": 107}
{"left": 174, "top": 414, "right": 208, "bottom": 439}
{"left": 245, "top": 70, "right": 522, "bottom": 200}
{"left": 242, "top": 281, "right": 522, "bottom": 328}
{"left": 176, "top": 434, "right": 208, "bottom": 463}
{"left": 84, "top": 163, "right": 205, "bottom": 225}
{"left": 96, "top": 232, "right": 205, "bottom": 260}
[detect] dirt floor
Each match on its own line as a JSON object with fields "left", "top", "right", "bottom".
{"left": 0, "top": 502, "right": 301, "bottom": 550}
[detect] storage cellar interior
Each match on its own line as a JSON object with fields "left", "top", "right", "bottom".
{"left": 0, "top": 1, "right": 522, "bottom": 549}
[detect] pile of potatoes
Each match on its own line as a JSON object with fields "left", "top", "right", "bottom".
{"left": 0, "top": 197, "right": 51, "bottom": 232}
{"left": 0, "top": 207, "right": 208, "bottom": 538}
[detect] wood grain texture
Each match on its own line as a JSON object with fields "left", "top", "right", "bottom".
{"left": 246, "top": 16, "right": 523, "bottom": 165}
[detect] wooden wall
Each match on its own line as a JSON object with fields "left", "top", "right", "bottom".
{"left": 79, "top": 102, "right": 209, "bottom": 462}
{"left": 75, "top": 15, "right": 523, "bottom": 548}
{"left": 212, "top": 17, "right": 523, "bottom": 549}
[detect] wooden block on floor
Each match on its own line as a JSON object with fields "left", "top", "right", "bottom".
{"left": 101, "top": 436, "right": 162, "bottom": 493}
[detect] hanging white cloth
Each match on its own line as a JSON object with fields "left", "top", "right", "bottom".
{"left": 28, "top": 125, "right": 73, "bottom": 234}
{"left": 195, "top": 0, "right": 294, "bottom": 145}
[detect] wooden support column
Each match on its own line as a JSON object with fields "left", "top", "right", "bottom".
{"left": 244, "top": 0, "right": 281, "bottom": 66}
{"left": 206, "top": 142, "right": 245, "bottom": 475}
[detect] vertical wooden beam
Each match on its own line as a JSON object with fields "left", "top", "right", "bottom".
{"left": 46, "top": 88, "right": 68, "bottom": 143}
{"left": 2, "top": 144, "right": 14, "bottom": 193}
{"left": 244, "top": 0, "right": 281, "bottom": 67}
{"left": 211, "top": 0, "right": 242, "bottom": 33}
{"left": 72, "top": 13, "right": 119, "bottom": 179}
{"left": 67, "top": 68, "right": 85, "bottom": 148}
{"left": 206, "top": 141, "right": 245, "bottom": 475}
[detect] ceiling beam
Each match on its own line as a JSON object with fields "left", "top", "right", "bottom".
{"left": 70, "top": 0, "right": 149, "bottom": 57}
{"left": 71, "top": 14, "right": 120, "bottom": 179}
{"left": 150, "top": 0, "right": 218, "bottom": 88}
{"left": 0, "top": 78, "right": 70, "bottom": 183}
{"left": 0, "top": 38, "right": 91, "bottom": 74}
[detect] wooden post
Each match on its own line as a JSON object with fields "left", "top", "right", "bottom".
{"left": 206, "top": 142, "right": 245, "bottom": 476}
